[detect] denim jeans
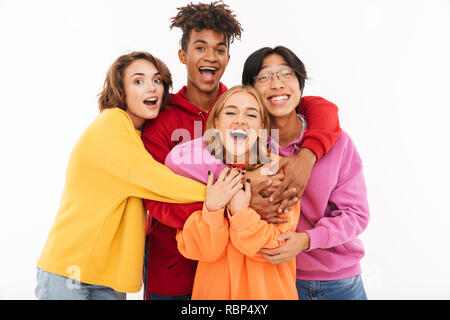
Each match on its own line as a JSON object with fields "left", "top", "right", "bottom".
{"left": 35, "top": 268, "right": 126, "bottom": 300}
{"left": 296, "top": 275, "right": 367, "bottom": 300}
{"left": 147, "top": 293, "right": 191, "bottom": 300}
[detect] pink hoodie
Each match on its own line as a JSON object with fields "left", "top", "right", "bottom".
{"left": 165, "top": 120, "right": 369, "bottom": 281}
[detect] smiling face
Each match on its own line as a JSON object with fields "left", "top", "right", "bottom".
{"left": 253, "top": 53, "right": 302, "bottom": 119}
{"left": 123, "top": 59, "right": 165, "bottom": 129}
{"left": 179, "top": 29, "right": 230, "bottom": 94}
{"left": 214, "top": 91, "right": 264, "bottom": 160}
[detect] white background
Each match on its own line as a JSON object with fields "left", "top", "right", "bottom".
{"left": 1, "top": 0, "right": 449, "bottom": 300}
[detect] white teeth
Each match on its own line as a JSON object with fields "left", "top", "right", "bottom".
{"left": 270, "top": 95, "right": 289, "bottom": 102}
{"left": 230, "top": 129, "right": 247, "bottom": 139}
{"left": 200, "top": 67, "right": 216, "bottom": 71}
{"left": 145, "top": 98, "right": 157, "bottom": 102}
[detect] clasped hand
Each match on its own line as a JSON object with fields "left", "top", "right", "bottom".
{"left": 205, "top": 167, "right": 251, "bottom": 215}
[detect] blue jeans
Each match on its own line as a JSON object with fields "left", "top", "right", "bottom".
{"left": 35, "top": 268, "right": 126, "bottom": 300}
{"left": 147, "top": 293, "right": 191, "bottom": 300}
{"left": 296, "top": 275, "right": 367, "bottom": 300}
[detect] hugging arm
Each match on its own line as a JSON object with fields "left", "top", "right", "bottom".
{"left": 271, "top": 96, "right": 342, "bottom": 212}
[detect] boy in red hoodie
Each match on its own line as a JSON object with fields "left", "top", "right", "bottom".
{"left": 141, "top": 1, "right": 342, "bottom": 300}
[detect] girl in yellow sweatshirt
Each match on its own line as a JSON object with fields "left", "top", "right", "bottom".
{"left": 166, "top": 85, "right": 300, "bottom": 299}
{"left": 35, "top": 52, "right": 206, "bottom": 300}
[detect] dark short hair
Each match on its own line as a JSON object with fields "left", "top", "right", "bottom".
{"left": 242, "top": 46, "right": 308, "bottom": 92}
{"left": 170, "top": 1, "right": 243, "bottom": 52}
{"left": 98, "top": 51, "right": 172, "bottom": 112}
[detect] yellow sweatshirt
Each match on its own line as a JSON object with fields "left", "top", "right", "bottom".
{"left": 37, "top": 108, "right": 206, "bottom": 293}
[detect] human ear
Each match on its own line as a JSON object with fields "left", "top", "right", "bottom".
{"left": 178, "top": 49, "right": 187, "bottom": 65}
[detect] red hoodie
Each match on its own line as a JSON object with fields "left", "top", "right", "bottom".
{"left": 141, "top": 83, "right": 341, "bottom": 297}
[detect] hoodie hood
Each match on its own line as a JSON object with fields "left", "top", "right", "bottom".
{"left": 167, "top": 83, "right": 228, "bottom": 120}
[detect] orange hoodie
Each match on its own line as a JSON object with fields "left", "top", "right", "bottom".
{"left": 176, "top": 201, "right": 300, "bottom": 300}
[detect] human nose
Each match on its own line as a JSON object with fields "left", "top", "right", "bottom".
{"left": 270, "top": 72, "right": 284, "bottom": 89}
{"left": 233, "top": 114, "right": 246, "bottom": 125}
{"left": 204, "top": 48, "right": 218, "bottom": 62}
{"left": 146, "top": 80, "right": 156, "bottom": 92}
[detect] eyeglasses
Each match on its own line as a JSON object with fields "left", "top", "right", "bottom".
{"left": 254, "top": 68, "right": 296, "bottom": 84}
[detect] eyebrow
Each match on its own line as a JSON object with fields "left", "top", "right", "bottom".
{"left": 130, "top": 72, "right": 160, "bottom": 78}
{"left": 193, "top": 39, "right": 228, "bottom": 47}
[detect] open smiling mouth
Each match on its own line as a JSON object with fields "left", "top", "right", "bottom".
{"left": 268, "top": 95, "right": 290, "bottom": 104}
{"left": 143, "top": 98, "right": 158, "bottom": 106}
{"left": 229, "top": 129, "right": 248, "bottom": 142}
{"left": 199, "top": 67, "right": 217, "bottom": 82}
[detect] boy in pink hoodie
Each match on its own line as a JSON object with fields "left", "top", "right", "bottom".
{"left": 242, "top": 46, "right": 370, "bottom": 300}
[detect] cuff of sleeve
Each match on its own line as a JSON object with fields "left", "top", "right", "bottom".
{"left": 228, "top": 206, "right": 260, "bottom": 232}
{"left": 201, "top": 205, "right": 226, "bottom": 230}
{"left": 305, "top": 226, "right": 328, "bottom": 251}
{"left": 301, "top": 140, "right": 324, "bottom": 160}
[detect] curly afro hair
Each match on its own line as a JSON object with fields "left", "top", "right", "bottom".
{"left": 170, "top": 1, "right": 243, "bottom": 52}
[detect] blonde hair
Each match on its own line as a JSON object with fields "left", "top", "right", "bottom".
{"left": 204, "top": 85, "right": 271, "bottom": 170}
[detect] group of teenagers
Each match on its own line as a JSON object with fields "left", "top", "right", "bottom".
{"left": 35, "top": 1, "right": 370, "bottom": 300}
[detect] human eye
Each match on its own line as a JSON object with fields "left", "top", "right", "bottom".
{"left": 196, "top": 46, "right": 205, "bottom": 52}
{"left": 217, "top": 48, "right": 226, "bottom": 54}
{"left": 281, "top": 69, "right": 294, "bottom": 77}
{"left": 153, "top": 77, "right": 162, "bottom": 85}
{"left": 256, "top": 74, "right": 270, "bottom": 82}
{"left": 247, "top": 113, "right": 258, "bottom": 118}
{"left": 134, "top": 79, "right": 143, "bottom": 85}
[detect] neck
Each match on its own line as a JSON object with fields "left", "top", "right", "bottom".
{"left": 185, "top": 82, "right": 220, "bottom": 112}
{"left": 271, "top": 111, "right": 303, "bottom": 147}
{"left": 125, "top": 109, "right": 145, "bottom": 130}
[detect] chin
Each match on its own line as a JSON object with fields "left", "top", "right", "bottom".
{"left": 198, "top": 82, "right": 220, "bottom": 93}
{"left": 145, "top": 109, "right": 160, "bottom": 120}
{"left": 268, "top": 108, "right": 292, "bottom": 118}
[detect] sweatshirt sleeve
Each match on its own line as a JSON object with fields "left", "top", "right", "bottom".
{"left": 176, "top": 205, "right": 229, "bottom": 262}
{"left": 305, "top": 139, "right": 370, "bottom": 251}
{"left": 141, "top": 116, "right": 203, "bottom": 231}
{"left": 129, "top": 152, "right": 206, "bottom": 204}
{"left": 164, "top": 138, "right": 228, "bottom": 185}
{"left": 298, "top": 96, "right": 342, "bottom": 160}
{"left": 228, "top": 202, "right": 300, "bottom": 262}
{"left": 88, "top": 109, "right": 206, "bottom": 205}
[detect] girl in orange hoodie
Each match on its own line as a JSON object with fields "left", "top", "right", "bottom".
{"left": 165, "top": 85, "right": 300, "bottom": 300}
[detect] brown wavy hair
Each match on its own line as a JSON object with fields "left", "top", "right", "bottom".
{"left": 170, "top": 1, "right": 243, "bottom": 52}
{"left": 98, "top": 51, "right": 172, "bottom": 112}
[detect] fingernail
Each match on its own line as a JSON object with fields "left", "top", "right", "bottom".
{"left": 246, "top": 178, "right": 250, "bottom": 183}
{"left": 241, "top": 171, "right": 245, "bottom": 175}
{"left": 208, "top": 170, "right": 211, "bottom": 175}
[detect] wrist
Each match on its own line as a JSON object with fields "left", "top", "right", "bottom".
{"left": 298, "top": 232, "right": 311, "bottom": 251}
{"left": 205, "top": 202, "right": 223, "bottom": 213}
{"left": 298, "top": 148, "right": 317, "bottom": 166}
